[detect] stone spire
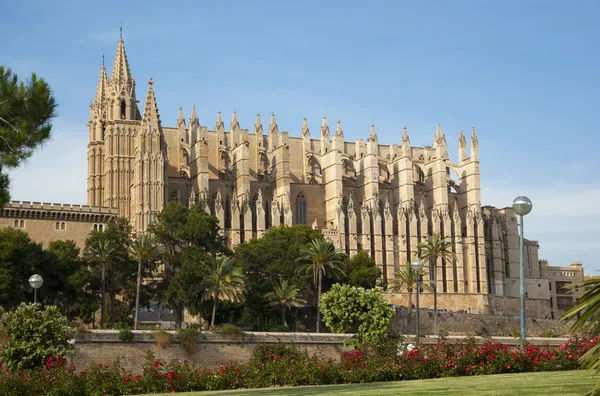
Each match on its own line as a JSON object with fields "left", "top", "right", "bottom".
{"left": 471, "top": 126, "right": 479, "bottom": 147}
{"left": 458, "top": 130, "right": 467, "bottom": 163}
{"left": 254, "top": 113, "right": 263, "bottom": 135}
{"left": 269, "top": 112, "right": 278, "bottom": 134}
{"left": 335, "top": 120, "right": 344, "bottom": 137}
{"left": 141, "top": 78, "right": 160, "bottom": 128}
{"left": 320, "top": 114, "right": 330, "bottom": 138}
{"left": 216, "top": 110, "right": 224, "bottom": 131}
{"left": 470, "top": 126, "right": 479, "bottom": 161}
{"left": 369, "top": 123, "right": 378, "bottom": 141}
{"left": 189, "top": 105, "right": 199, "bottom": 128}
{"left": 302, "top": 116, "right": 310, "bottom": 137}
{"left": 93, "top": 61, "right": 108, "bottom": 107}
{"left": 231, "top": 109, "right": 240, "bottom": 132}
{"left": 176, "top": 106, "right": 185, "bottom": 128}
{"left": 110, "top": 33, "right": 133, "bottom": 92}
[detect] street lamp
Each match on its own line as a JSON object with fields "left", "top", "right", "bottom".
{"left": 512, "top": 196, "right": 532, "bottom": 345}
{"left": 28, "top": 274, "right": 43, "bottom": 304}
{"left": 411, "top": 257, "right": 424, "bottom": 345}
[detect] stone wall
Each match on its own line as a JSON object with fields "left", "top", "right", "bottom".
{"left": 73, "top": 331, "right": 352, "bottom": 371}
{"left": 386, "top": 293, "right": 552, "bottom": 319}
{"left": 72, "top": 329, "right": 572, "bottom": 372}
{"left": 391, "top": 310, "right": 571, "bottom": 337}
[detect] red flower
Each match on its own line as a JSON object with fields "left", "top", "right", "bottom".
{"left": 170, "top": 387, "right": 175, "bottom": 393}
{"left": 533, "top": 358, "right": 539, "bottom": 366}
{"left": 568, "top": 355, "right": 573, "bottom": 360}
{"left": 153, "top": 361, "right": 163, "bottom": 368}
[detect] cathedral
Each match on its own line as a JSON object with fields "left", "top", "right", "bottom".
{"left": 0, "top": 34, "right": 585, "bottom": 318}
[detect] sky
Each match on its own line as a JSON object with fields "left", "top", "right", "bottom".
{"left": 1, "top": 0, "right": 599, "bottom": 272}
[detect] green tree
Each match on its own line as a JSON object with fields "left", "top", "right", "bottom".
{"left": 562, "top": 278, "right": 600, "bottom": 395}
{"left": 390, "top": 261, "right": 432, "bottom": 314}
{"left": 233, "top": 225, "right": 323, "bottom": 330}
{"left": 148, "top": 202, "right": 228, "bottom": 328}
{"left": 417, "top": 233, "right": 456, "bottom": 334}
{"left": 320, "top": 283, "right": 394, "bottom": 349}
{"left": 296, "top": 238, "right": 344, "bottom": 333}
{"left": 84, "top": 218, "right": 138, "bottom": 328}
{"left": 45, "top": 240, "right": 97, "bottom": 322}
{"left": 83, "top": 235, "right": 121, "bottom": 329}
{"left": 265, "top": 280, "right": 306, "bottom": 328}
{"left": 202, "top": 256, "right": 245, "bottom": 330}
{"left": 338, "top": 249, "right": 381, "bottom": 289}
{"left": 0, "top": 228, "right": 46, "bottom": 309}
{"left": 127, "top": 233, "right": 158, "bottom": 330}
{"left": 0, "top": 66, "right": 57, "bottom": 206}
{"left": 2, "top": 303, "right": 74, "bottom": 370}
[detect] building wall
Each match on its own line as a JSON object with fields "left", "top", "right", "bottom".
{"left": 0, "top": 201, "right": 118, "bottom": 249}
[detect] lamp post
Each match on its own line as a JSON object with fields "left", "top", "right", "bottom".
{"left": 28, "top": 274, "right": 44, "bottom": 304}
{"left": 411, "top": 257, "right": 424, "bottom": 345}
{"left": 512, "top": 196, "right": 532, "bottom": 345}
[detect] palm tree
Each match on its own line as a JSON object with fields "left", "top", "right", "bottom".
{"left": 128, "top": 233, "right": 159, "bottom": 330}
{"left": 391, "top": 261, "right": 432, "bottom": 315}
{"left": 296, "top": 238, "right": 344, "bottom": 333}
{"left": 562, "top": 278, "right": 600, "bottom": 395}
{"left": 417, "top": 233, "right": 456, "bottom": 334}
{"left": 84, "top": 236, "right": 121, "bottom": 329}
{"left": 265, "top": 280, "right": 307, "bottom": 328}
{"left": 202, "top": 256, "right": 245, "bottom": 330}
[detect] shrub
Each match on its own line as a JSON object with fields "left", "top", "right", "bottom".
{"left": 0, "top": 338, "right": 595, "bottom": 393}
{"left": 2, "top": 303, "right": 74, "bottom": 370}
{"left": 154, "top": 330, "right": 171, "bottom": 349}
{"left": 118, "top": 328, "right": 134, "bottom": 343}
{"left": 320, "top": 284, "right": 394, "bottom": 349}
{"left": 177, "top": 327, "right": 199, "bottom": 355}
{"left": 216, "top": 324, "right": 244, "bottom": 340}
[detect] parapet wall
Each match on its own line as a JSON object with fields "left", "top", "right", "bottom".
{"left": 4, "top": 201, "right": 119, "bottom": 214}
{"left": 72, "top": 330, "right": 571, "bottom": 372}
{"left": 72, "top": 331, "right": 352, "bottom": 370}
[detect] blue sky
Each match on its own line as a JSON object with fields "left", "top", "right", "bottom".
{"left": 1, "top": 1, "right": 599, "bottom": 272}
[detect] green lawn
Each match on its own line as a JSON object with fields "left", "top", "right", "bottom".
{"left": 144, "top": 370, "right": 597, "bottom": 395}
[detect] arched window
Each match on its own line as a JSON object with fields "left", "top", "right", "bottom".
{"left": 251, "top": 194, "right": 258, "bottom": 233}
{"left": 19, "top": 220, "right": 24, "bottom": 228}
{"left": 93, "top": 224, "right": 98, "bottom": 231}
{"left": 99, "top": 224, "right": 104, "bottom": 232}
{"left": 225, "top": 194, "right": 232, "bottom": 229}
{"left": 296, "top": 192, "right": 307, "bottom": 225}
{"left": 120, "top": 100, "right": 126, "bottom": 119}
{"left": 55, "top": 222, "right": 60, "bottom": 230}
{"left": 169, "top": 190, "right": 179, "bottom": 202}
{"left": 61, "top": 222, "right": 66, "bottom": 230}
{"left": 13, "top": 220, "right": 18, "bottom": 228}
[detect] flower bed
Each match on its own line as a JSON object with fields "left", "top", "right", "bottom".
{"left": 0, "top": 337, "right": 595, "bottom": 395}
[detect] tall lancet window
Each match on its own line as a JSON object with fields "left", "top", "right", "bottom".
{"left": 296, "top": 192, "right": 307, "bottom": 225}
{"left": 225, "top": 193, "right": 232, "bottom": 229}
{"left": 120, "top": 100, "right": 126, "bottom": 119}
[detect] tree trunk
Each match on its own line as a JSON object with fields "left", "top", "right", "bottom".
{"left": 431, "top": 257, "right": 438, "bottom": 334}
{"left": 134, "top": 256, "right": 142, "bottom": 330}
{"left": 101, "top": 261, "right": 106, "bottom": 329}
{"left": 110, "top": 290, "right": 116, "bottom": 328}
{"left": 316, "top": 271, "right": 322, "bottom": 333}
{"left": 407, "top": 288, "right": 413, "bottom": 323}
{"left": 210, "top": 292, "right": 218, "bottom": 330}
{"left": 281, "top": 306, "right": 288, "bottom": 328}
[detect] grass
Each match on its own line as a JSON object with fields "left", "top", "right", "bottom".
{"left": 143, "top": 370, "right": 597, "bottom": 395}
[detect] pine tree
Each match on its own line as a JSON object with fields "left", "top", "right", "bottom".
{"left": 0, "top": 66, "right": 56, "bottom": 205}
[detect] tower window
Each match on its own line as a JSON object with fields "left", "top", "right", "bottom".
{"left": 61, "top": 222, "right": 66, "bottom": 230}
{"left": 55, "top": 222, "right": 60, "bottom": 230}
{"left": 296, "top": 191, "right": 307, "bottom": 225}
{"left": 120, "top": 100, "right": 126, "bottom": 119}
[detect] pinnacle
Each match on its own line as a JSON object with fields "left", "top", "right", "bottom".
{"left": 110, "top": 36, "right": 133, "bottom": 89}
{"left": 93, "top": 62, "right": 108, "bottom": 106}
{"left": 370, "top": 123, "right": 377, "bottom": 140}
{"left": 336, "top": 120, "right": 343, "bottom": 136}
{"left": 141, "top": 78, "right": 160, "bottom": 125}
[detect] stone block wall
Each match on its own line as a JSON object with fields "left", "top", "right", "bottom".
{"left": 72, "top": 331, "right": 352, "bottom": 371}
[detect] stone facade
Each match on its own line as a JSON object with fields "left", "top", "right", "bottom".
{"left": 0, "top": 201, "right": 118, "bottom": 249}
{"left": 0, "top": 34, "right": 585, "bottom": 317}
